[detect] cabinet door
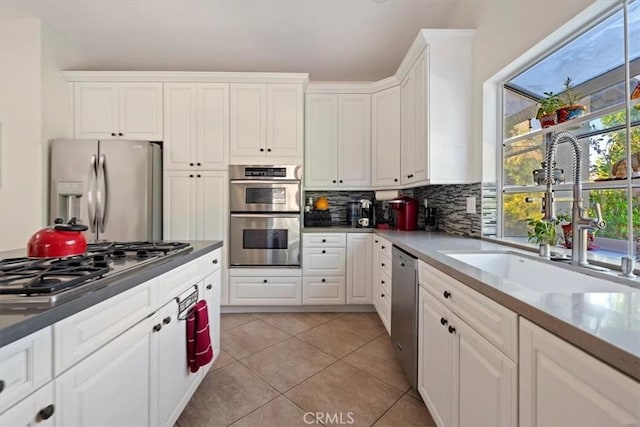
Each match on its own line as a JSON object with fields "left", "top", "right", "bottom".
{"left": 152, "top": 298, "right": 201, "bottom": 427}
{"left": 202, "top": 269, "right": 222, "bottom": 365}
{"left": 0, "top": 383, "right": 55, "bottom": 427}
{"left": 346, "top": 234, "right": 373, "bottom": 304}
{"left": 411, "top": 49, "right": 429, "bottom": 183}
{"left": 372, "top": 237, "right": 381, "bottom": 313}
{"left": 74, "top": 82, "right": 119, "bottom": 139}
{"left": 372, "top": 86, "right": 401, "bottom": 187}
{"left": 199, "top": 83, "right": 229, "bottom": 169}
{"left": 55, "top": 317, "right": 153, "bottom": 427}
{"left": 338, "top": 94, "right": 371, "bottom": 187}
{"left": 400, "top": 72, "right": 415, "bottom": 185}
{"left": 302, "top": 276, "right": 345, "bottom": 305}
{"left": 195, "top": 171, "right": 227, "bottom": 241}
{"left": 229, "top": 277, "right": 302, "bottom": 305}
{"left": 163, "top": 171, "right": 196, "bottom": 240}
{"left": 230, "top": 83, "right": 266, "bottom": 158}
{"left": 302, "top": 248, "right": 346, "bottom": 276}
{"left": 418, "top": 288, "right": 452, "bottom": 427}
{"left": 267, "top": 84, "right": 303, "bottom": 157}
{"left": 119, "top": 82, "right": 163, "bottom": 140}
{"left": 455, "top": 313, "right": 517, "bottom": 427}
{"left": 520, "top": 318, "right": 640, "bottom": 427}
{"left": 163, "top": 83, "right": 197, "bottom": 170}
{"left": 304, "top": 94, "right": 339, "bottom": 188}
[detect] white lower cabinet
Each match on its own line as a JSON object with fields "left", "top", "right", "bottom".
{"left": 55, "top": 316, "right": 154, "bottom": 427}
{"left": 418, "top": 287, "right": 517, "bottom": 427}
{"left": 346, "top": 234, "right": 373, "bottom": 304}
{"left": 230, "top": 276, "right": 302, "bottom": 305}
{"left": 302, "top": 276, "right": 345, "bottom": 304}
{"left": 0, "top": 383, "right": 55, "bottom": 427}
{"left": 372, "top": 236, "right": 392, "bottom": 334}
{"left": 519, "top": 318, "right": 640, "bottom": 427}
{"left": 302, "top": 233, "right": 346, "bottom": 305}
{"left": 202, "top": 268, "right": 222, "bottom": 365}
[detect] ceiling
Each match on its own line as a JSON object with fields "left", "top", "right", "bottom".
{"left": 0, "top": 0, "right": 463, "bottom": 81}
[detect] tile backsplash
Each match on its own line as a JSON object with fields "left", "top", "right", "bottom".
{"left": 304, "top": 183, "right": 482, "bottom": 237}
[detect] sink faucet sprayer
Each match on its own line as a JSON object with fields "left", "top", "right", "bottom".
{"left": 542, "top": 131, "right": 606, "bottom": 267}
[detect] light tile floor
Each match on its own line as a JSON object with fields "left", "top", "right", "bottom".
{"left": 177, "top": 312, "right": 436, "bottom": 427}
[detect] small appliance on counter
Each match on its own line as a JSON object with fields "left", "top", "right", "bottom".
{"left": 424, "top": 201, "right": 438, "bottom": 231}
{"left": 389, "top": 196, "right": 418, "bottom": 231}
{"left": 346, "top": 199, "right": 374, "bottom": 228}
{"left": 304, "top": 210, "right": 332, "bottom": 227}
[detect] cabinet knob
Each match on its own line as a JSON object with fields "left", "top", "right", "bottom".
{"left": 440, "top": 317, "right": 448, "bottom": 326}
{"left": 37, "top": 404, "right": 55, "bottom": 421}
{"left": 263, "top": 279, "right": 268, "bottom": 283}
{"left": 197, "top": 162, "right": 201, "bottom": 166}
{"left": 321, "top": 278, "right": 326, "bottom": 283}
{"left": 267, "top": 148, "right": 271, "bottom": 152}
{"left": 189, "top": 174, "right": 194, "bottom": 178}
{"left": 162, "top": 316, "right": 172, "bottom": 325}
{"left": 190, "top": 162, "right": 194, "bottom": 166}
{"left": 111, "top": 132, "right": 116, "bottom": 136}
{"left": 118, "top": 132, "right": 123, "bottom": 136}
{"left": 206, "top": 284, "right": 212, "bottom": 290}
{"left": 381, "top": 293, "right": 385, "bottom": 298}
{"left": 381, "top": 280, "right": 385, "bottom": 284}
{"left": 332, "top": 180, "right": 337, "bottom": 184}
{"left": 448, "top": 325, "right": 456, "bottom": 334}
{"left": 381, "top": 246, "right": 385, "bottom": 249}
{"left": 322, "top": 239, "right": 326, "bottom": 243}
{"left": 443, "top": 290, "right": 451, "bottom": 299}
{"left": 322, "top": 250, "right": 326, "bottom": 254}
{"left": 260, "top": 148, "right": 264, "bottom": 152}
{"left": 394, "top": 178, "right": 398, "bottom": 182}
{"left": 375, "top": 240, "right": 379, "bottom": 243}
{"left": 339, "top": 180, "right": 343, "bottom": 183}
{"left": 401, "top": 262, "right": 405, "bottom": 267}
{"left": 381, "top": 263, "right": 385, "bottom": 267}
{"left": 0, "top": 379, "right": 4, "bottom": 393}
{"left": 153, "top": 324, "right": 162, "bottom": 332}
{"left": 212, "top": 259, "right": 218, "bottom": 264}
{"left": 197, "top": 174, "right": 201, "bottom": 178}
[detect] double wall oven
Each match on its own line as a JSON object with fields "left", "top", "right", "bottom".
{"left": 229, "top": 165, "right": 302, "bottom": 267}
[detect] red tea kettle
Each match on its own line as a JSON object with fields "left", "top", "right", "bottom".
{"left": 27, "top": 218, "right": 88, "bottom": 258}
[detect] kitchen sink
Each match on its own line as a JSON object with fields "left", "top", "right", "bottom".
{"left": 445, "top": 252, "right": 637, "bottom": 293}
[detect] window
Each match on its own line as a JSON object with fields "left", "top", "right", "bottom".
{"left": 497, "top": 0, "right": 639, "bottom": 260}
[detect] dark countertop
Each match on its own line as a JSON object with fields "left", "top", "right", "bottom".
{"left": 374, "top": 231, "right": 640, "bottom": 382}
{"left": 0, "top": 241, "right": 223, "bottom": 347}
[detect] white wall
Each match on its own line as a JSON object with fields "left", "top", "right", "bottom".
{"left": 0, "top": 19, "right": 85, "bottom": 250}
{"left": 444, "top": 0, "right": 599, "bottom": 182}
{"left": 0, "top": 19, "right": 43, "bottom": 250}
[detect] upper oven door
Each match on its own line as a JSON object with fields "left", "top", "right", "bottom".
{"left": 230, "top": 213, "right": 301, "bottom": 266}
{"left": 230, "top": 181, "right": 301, "bottom": 212}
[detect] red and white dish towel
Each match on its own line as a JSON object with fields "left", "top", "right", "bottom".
{"left": 186, "top": 300, "right": 214, "bottom": 373}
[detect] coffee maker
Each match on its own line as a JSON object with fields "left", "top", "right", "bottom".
{"left": 347, "top": 199, "right": 374, "bottom": 228}
{"left": 389, "top": 196, "right": 418, "bottom": 231}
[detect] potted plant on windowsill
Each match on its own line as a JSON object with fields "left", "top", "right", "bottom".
{"left": 526, "top": 218, "right": 559, "bottom": 257}
{"left": 556, "top": 77, "right": 587, "bottom": 123}
{"left": 536, "top": 91, "right": 563, "bottom": 128}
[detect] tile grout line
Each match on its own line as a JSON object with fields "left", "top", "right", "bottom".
{"left": 223, "top": 393, "right": 282, "bottom": 427}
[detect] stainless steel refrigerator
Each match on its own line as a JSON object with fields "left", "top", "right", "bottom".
{"left": 50, "top": 139, "right": 162, "bottom": 242}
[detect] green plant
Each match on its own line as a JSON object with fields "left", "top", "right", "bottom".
{"left": 536, "top": 91, "right": 563, "bottom": 119}
{"left": 560, "top": 77, "right": 582, "bottom": 106}
{"left": 526, "top": 218, "right": 558, "bottom": 245}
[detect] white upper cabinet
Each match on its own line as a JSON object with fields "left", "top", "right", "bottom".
{"left": 230, "top": 83, "right": 303, "bottom": 162}
{"left": 398, "top": 30, "right": 474, "bottom": 185}
{"left": 163, "top": 83, "right": 229, "bottom": 170}
{"left": 74, "top": 82, "right": 163, "bottom": 140}
{"left": 305, "top": 93, "right": 371, "bottom": 189}
{"left": 372, "top": 86, "right": 401, "bottom": 187}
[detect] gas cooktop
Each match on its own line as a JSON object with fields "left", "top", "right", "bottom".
{"left": 0, "top": 241, "right": 192, "bottom": 305}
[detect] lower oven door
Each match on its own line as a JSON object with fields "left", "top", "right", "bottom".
{"left": 230, "top": 213, "right": 301, "bottom": 266}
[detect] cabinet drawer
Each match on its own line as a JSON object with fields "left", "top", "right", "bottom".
{"left": 54, "top": 279, "right": 157, "bottom": 375}
{"left": 379, "top": 269, "right": 392, "bottom": 297}
{"left": 200, "top": 248, "right": 223, "bottom": 278}
{"left": 0, "top": 328, "right": 52, "bottom": 412}
{"left": 158, "top": 258, "right": 201, "bottom": 302}
{"left": 230, "top": 277, "right": 301, "bottom": 305}
{"left": 419, "top": 260, "right": 518, "bottom": 360}
{"left": 303, "top": 233, "right": 346, "bottom": 248}
{"left": 376, "top": 237, "right": 392, "bottom": 259}
{"left": 377, "top": 290, "right": 391, "bottom": 335}
{"left": 379, "top": 254, "right": 392, "bottom": 279}
{"left": 302, "top": 277, "right": 346, "bottom": 304}
{"left": 303, "top": 248, "right": 346, "bottom": 276}
{"left": 0, "top": 382, "right": 55, "bottom": 426}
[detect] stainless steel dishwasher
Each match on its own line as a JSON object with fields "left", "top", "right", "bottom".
{"left": 391, "top": 245, "right": 418, "bottom": 388}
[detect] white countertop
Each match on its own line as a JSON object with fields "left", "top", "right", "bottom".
{"left": 374, "top": 231, "right": 640, "bottom": 381}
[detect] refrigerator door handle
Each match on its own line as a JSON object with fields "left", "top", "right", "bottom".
{"left": 96, "top": 154, "right": 107, "bottom": 233}
{"left": 87, "top": 155, "right": 97, "bottom": 233}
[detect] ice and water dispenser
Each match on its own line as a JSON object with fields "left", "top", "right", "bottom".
{"left": 54, "top": 181, "right": 83, "bottom": 223}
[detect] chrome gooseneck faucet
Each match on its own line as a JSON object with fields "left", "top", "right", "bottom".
{"left": 542, "top": 131, "right": 606, "bottom": 266}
